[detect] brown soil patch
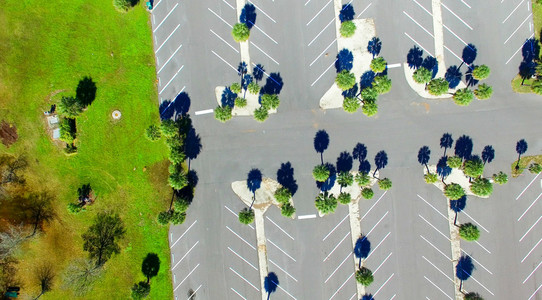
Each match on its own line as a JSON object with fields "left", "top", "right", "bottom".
{"left": 0, "top": 120, "right": 18, "bottom": 147}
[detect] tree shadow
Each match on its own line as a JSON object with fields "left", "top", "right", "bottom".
{"left": 317, "top": 163, "right": 336, "bottom": 192}
{"left": 450, "top": 195, "right": 467, "bottom": 213}
{"left": 519, "top": 60, "right": 537, "bottom": 85}
{"left": 481, "top": 145, "right": 494, "bottom": 164}
{"left": 240, "top": 4, "right": 257, "bottom": 29}
{"left": 264, "top": 272, "right": 279, "bottom": 299}
{"left": 159, "top": 92, "right": 192, "bottom": 120}
{"left": 454, "top": 135, "right": 473, "bottom": 160}
{"left": 76, "top": 76, "right": 97, "bottom": 107}
{"left": 176, "top": 184, "right": 195, "bottom": 204}
{"left": 187, "top": 170, "right": 198, "bottom": 189}
{"left": 461, "top": 44, "right": 477, "bottom": 67}
{"left": 465, "top": 67, "right": 479, "bottom": 87}
{"left": 367, "top": 37, "right": 382, "bottom": 58}
{"left": 342, "top": 83, "right": 358, "bottom": 98}
{"left": 262, "top": 73, "right": 283, "bottom": 95}
{"left": 437, "top": 156, "right": 451, "bottom": 179}
{"left": 445, "top": 66, "right": 462, "bottom": 89}
{"left": 336, "top": 49, "right": 354, "bottom": 72}
{"left": 517, "top": 139, "right": 528, "bottom": 155}
{"left": 141, "top": 253, "right": 160, "bottom": 283}
{"left": 253, "top": 64, "right": 265, "bottom": 82}
{"left": 418, "top": 146, "right": 431, "bottom": 171}
{"left": 314, "top": 130, "right": 330, "bottom": 164}
{"left": 440, "top": 133, "right": 453, "bottom": 156}
{"left": 353, "top": 143, "right": 368, "bottom": 164}
{"left": 361, "top": 294, "right": 374, "bottom": 300}
{"left": 129, "top": 0, "right": 140, "bottom": 6}
{"left": 336, "top": 151, "right": 353, "bottom": 173}
{"left": 359, "top": 160, "right": 371, "bottom": 174}
{"left": 374, "top": 151, "right": 388, "bottom": 172}
{"left": 247, "top": 169, "right": 263, "bottom": 194}
{"left": 422, "top": 56, "right": 438, "bottom": 78}
{"left": 277, "top": 162, "right": 298, "bottom": 195}
{"left": 407, "top": 46, "right": 424, "bottom": 69}
{"left": 456, "top": 255, "right": 475, "bottom": 281}
{"left": 354, "top": 236, "right": 371, "bottom": 268}
{"left": 221, "top": 87, "right": 237, "bottom": 108}
{"left": 522, "top": 38, "right": 540, "bottom": 62}
{"left": 339, "top": 4, "right": 355, "bottom": 22}
{"left": 360, "top": 71, "right": 376, "bottom": 89}
{"left": 184, "top": 127, "right": 202, "bottom": 169}
{"left": 78, "top": 184, "right": 92, "bottom": 201}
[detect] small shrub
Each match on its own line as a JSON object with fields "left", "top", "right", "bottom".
{"left": 343, "top": 97, "right": 360, "bottom": 113}
{"left": 529, "top": 163, "right": 542, "bottom": 174}
{"left": 281, "top": 203, "right": 296, "bottom": 218}
{"left": 492, "top": 171, "right": 508, "bottom": 185}
{"left": 234, "top": 97, "right": 247, "bottom": 108}
{"left": 131, "top": 281, "right": 150, "bottom": 299}
{"left": 274, "top": 187, "right": 292, "bottom": 204}
{"left": 361, "top": 188, "right": 374, "bottom": 199}
{"left": 67, "top": 203, "right": 83, "bottom": 214}
{"left": 59, "top": 118, "right": 77, "bottom": 144}
{"left": 378, "top": 178, "right": 392, "bottom": 190}
{"left": 160, "top": 119, "right": 178, "bottom": 137}
{"left": 232, "top": 23, "right": 250, "bottom": 42}
{"left": 337, "top": 192, "right": 352, "bottom": 205}
{"left": 253, "top": 107, "right": 269, "bottom": 122}
{"left": 214, "top": 105, "right": 233, "bottom": 123}
{"left": 145, "top": 125, "right": 161, "bottom": 141}
{"left": 424, "top": 173, "right": 438, "bottom": 184}
{"left": 340, "top": 20, "right": 356, "bottom": 37}
{"left": 459, "top": 223, "right": 480, "bottom": 241}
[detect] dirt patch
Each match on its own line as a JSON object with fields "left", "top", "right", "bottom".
{"left": 0, "top": 120, "right": 18, "bottom": 147}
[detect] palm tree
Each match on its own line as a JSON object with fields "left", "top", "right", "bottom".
{"left": 370, "top": 57, "right": 387, "bottom": 74}
{"left": 315, "top": 192, "right": 338, "bottom": 214}
{"left": 459, "top": 223, "right": 480, "bottom": 241}
{"left": 337, "top": 171, "right": 354, "bottom": 192}
{"left": 471, "top": 65, "right": 490, "bottom": 80}
{"left": 444, "top": 183, "right": 465, "bottom": 200}
{"left": 516, "top": 139, "right": 528, "bottom": 170}
{"left": 463, "top": 157, "right": 484, "bottom": 181}
{"left": 418, "top": 146, "right": 431, "bottom": 173}
{"left": 453, "top": 88, "right": 474, "bottom": 106}
{"left": 413, "top": 67, "right": 432, "bottom": 85}
{"left": 474, "top": 83, "right": 493, "bottom": 100}
{"left": 355, "top": 267, "right": 374, "bottom": 286}
{"left": 427, "top": 78, "right": 449, "bottom": 96}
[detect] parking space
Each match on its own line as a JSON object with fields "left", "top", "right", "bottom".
{"left": 500, "top": 0, "right": 535, "bottom": 65}
{"left": 207, "top": 0, "right": 241, "bottom": 77}
{"left": 360, "top": 190, "right": 397, "bottom": 299}
{"left": 402, "top": 0, "right": 436, "bottom": 58}
{"left": 440, "top": 0, "right": 477, "bottom": 68}
{"left": 514, "top": 173, "right": 542, "bottom": 299}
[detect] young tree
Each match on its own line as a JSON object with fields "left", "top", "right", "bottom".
{"left": 447, "top": 156, "right": 463, "bottom": 169}
{"left": 58, "top": 96, "right": 83, "bottom": 117}
{"left": 463, "top": 157, "right": 484, "bottom": 180}
{"left": 274, "top": 187, "right": 292, "bottom": 204}
{"left": 238, "top": 208, "right": 255, "bottom": 225}
{"left": 35, "top": 263, "right": 55, "bottom": 299}
{"left": 531, "top": 79, "right": 542, "bottom": 95}
{"left": 355, "top": 172, "right": 371, "bottom": 187}
{"left": 361, "top": 100, "right": 378, "bottom": 117}
{"left": 82, "top": 212, "right": 126, "bottom": 266}
{"left": 141, "top": 253, "right": 160, "bottom": 284}
{"left": 361, "top": 188, "right": 374, "bottom": 199}
{"left": 444, "top": 183, "right": 465, "bottom": 200}
{"left": 492, "top": 171, "right": 508, "bottom": 185}
{"left": 281, "top": 203, "right": 296, "bottom": 218}
{"left": 261, "top": 94, "right": 280, "bottom": 110}
{"left": 253, "top": 106, "right": 269, "bottom": 122}
{"left": 472, "top": 65, "right": 490, "bottom": 80}
{"left": 160, "top": 119, "right": 178, "bottom": 137}
{"left": 370, "top": 57, "right": 387, "bottom": 73}
{"left": 424, "top": 173, "right": 438, "bottom": 184}
{"left": 157, "top": 211, "right": 171, "bottom": 225}
{"left": 313, "top": 164, "right": 330, "bottom": 182}
{"left": 378, "top": 178, "right": 392, "bottom": 190}
{"left": 230, "top": 83, "right": 242, "bottom": 94}
{"left": 343, "top": 97, "right": 360, "bottom": 113}
{"left": 335, "top": 70, "right": 356, "bottom": 90}
{"left": 427, "top": 78, "right": 449, "bottom": 96}
{"left": 248, "top": 82, "right": 260, "bottom": 94}
{"left": 529, "top": 163, "right": 542, "bottom": 174}
{"left": 145, "top": 125, "right": 161, "bottom": 141}
{"left": 516, "top": 139, "right": 528, "bottom": 170}
{"left": 373, "top": 75, "right": 392, "bottom": 94}
{"left": 459, "top": 223, "right": 480, "bottom": 241}
{"left": 315, "top": 192, "right": 338, "bottom": 214}
{"left": 59, "top": 118, "right": 76, "bottom": 144}
{"left": 234, "top": 97, "right": 247, "bottom": 108}
{"left": 168, "top": 167, "right": 188, "bottom": 190}
{"left": 340, "top": 20, "right": 356, "bottom": 37}
{"left": 62, "top": 258, "right": 103, "bottom": 296}
{"left": 337, "top": 171, "right": 354, "bottom": 191}
{"left": 131, "top": 281, "right": 150, "bottom": 300}
{"left": 474, "top": 83, "right": 493, "bottom": 100}
{"left": 413, "top": 67, "right": 432, "bottom": 85}
{"left": 470, "top": 177, "right": 493, "bottom": 197}
{"left": 355, "top": 267, "right": 374, "bottom": 286}
{"left": 232, "top": 23, "right": 250, "bottom": 42}
{"left": 170, "top": 211, "right": 186, "bottom": 225}
{"left": 453, "top": 88, "right": 474, "bottom": 106}
{"left": 337, "top": 192, "right": 352, "bottom": 205}
{"left": 464, "top": 292, "right": 484, "bottom": 300}
{"left": 214, "top": 105, "right": 233, "bottom": 123}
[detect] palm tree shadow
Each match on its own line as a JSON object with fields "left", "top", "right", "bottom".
{"left": 454, "top": 135, "right": 473, "bottom": 160}
{"left": 339, "top": 4, "right": 355, "bottom": 22}
{"left": 317, "top": 163, "right": 336, "bottom": 192}
{"left": 277, "top": 162, "right": 298, "bottom": 195}
{"left": 314, "top": 130, "right": 330, "bottom": 164}
{"left": 336, "top": 151, "right": 353, "bottom": 173}
{"left": 407, "top": 45, "right": 424, "bottom": 69}
{"left": 264, "top": 272, "right": 279, "bottom": 300}
{"left": 336, "top": 49, "right": 354, "bottom": 72}
{"left": 240, "top": 4, "right": 257, "bottom": 29}
{"left": 445, "top": 66, "right": 462, "bottom": 89}
{"left": 262, "top": 73, "right": 283, "bottom": 95}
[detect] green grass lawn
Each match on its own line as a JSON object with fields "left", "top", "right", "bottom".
{"left": 0, "top": 0, "right": 173, "bottom": 299}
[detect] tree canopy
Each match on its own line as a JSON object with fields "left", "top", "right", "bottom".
{"left": 459, "top": 223, "right": 480, "bottom": 241}
{"left": 453, "top": 88, "right": 474, "bottom": 106}
{"left": 337, "top": 192, "right": 352, "bottom": 205}
{"left": 281, "top": 203, "right": 296, "bottom": 217}
{"left": 145, "top": 125, "right": 161, "bottom": 141}
{"left": 231, "top": 23, "right": 250, "bottom": 42}
{"left": 444, "top": 183, "right": 465, "bottom": 200}
{"left": 355, "top": 267, "right": 374, "bottom": 286}
{"left": 253, "top": 106, "right": 269, "bottom": 122}
{"left": 373, "top": 75, "right": 392, "bottom": 94}
{"left": 413, "top": 67, "right": 432, "bottom": 84}
{"left": 427, "top": 78, "right": 449, "bottom": 96}
{"left": 463, "top": 157, "right": 484, "bottom": 179}
{"left": 315, "top": 192, "right": 338, "bottom": 214}
{"left": 313, "top": 164, "right": 331, "bottom": 182}
{"left": 238, "top": 208, "right": 255, "bottom": 225}
{"left": 492, "top": 171, "right": 508, "bottom": 185}
{"left": 361, "top": 188, "right": 374, "bottom": 199}
{"left": 274, "top": 187, "right": 292, "bottom": 204}
{"left": 370, "top": 57, "right": 387, "bottom": 73}
{"left": 261, "top": 94, "right": 280, "bottom": 110}
{"left": 474, "top": 83, "right": 493, "bottom": 100}
{"left": 470, "top": 177, "right": 493, "bottom": 197}
{"left": 82, "top": 212, "right": 126, "bottom": 266}
{"left": 340, "top": 20, "right": 356, "bottom": 37}
{"left": 214, "top": 105, "right": 233, "bottom": 123}
{"left": 378, "top": 178, "right": 392, "bottom": 190}
{"left": 58, "top": 96, "right": 83, "bottom": 117}
{"left": 447, "top": 156, "right": 463, "bottom": 169}
{"left": 343, "top": 97, "right": 360, "bottom": 113}
{"left": 335, "top": 70, "right": 356, "bottom": 90}
{"left": 472, "top": 65, "right": 490, "bottom": 80}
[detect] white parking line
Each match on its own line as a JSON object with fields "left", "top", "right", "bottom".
{"left": 231, "top": 287, "right": 247, "bottom": 300}
{"left": 325, "top": 252, "right": 352, "bottom": 283}
{"left": 212, "top": 50, "right": 238, "bottom": 72}
{"left": 266, "top": 216, "right": 294, "bottom": 240}
{"left": 227, "top": 226, "right": 257, "bottom": 251}
{"left": 268, "top": 239, "right": 296, "bottom": 261}
{"left": 372, "top": 273, "right": 395, "bottom": 298}
{"left": 311, "top": 59, "right": 337, "bottom": 86}
{"left": 462, "top": 272, "right": 494, "bottom": 295}
{"left": 349, "top": 294, "right": 357, "bottom": 300}
{"left": 362, "top": 191, "right": 388, "bottom": 220}
{"left": 529, "top": 283, "right": 542, "bottom": 300}
{"left": 228, "top": 247, "right": 258, "bottom": 270}
{"left": 403, "top": 11, "right": 434, "bottom": 38}
{"left": 159, "top": 65, "right": 184, "bottom": 94}
{"left": 424, "top": 276, "right": 453, "bottom": 300}
{"left": 389, "top": 295, "right": 396, "bottom": 300}
{"left": 171, "top": 220, "right": 197, "bottom": 248}
{"left": 366, "top": 232, "right": 391, "bottom": 260}
{"left": 230, "top": 267, "right": 259, "bottom": 291}
{"left": 156, "top": 24, "right": 180, "bottom": 53}
{"left": 373, "top": 252, "right": 393, "bottom": 274}
{"left": 152, "top": 0, "right": 163, "bottom": 9}
{"left": 523, "top": 260, "right": 542, "bottom": 284}
{"left": 387, "top": 63, "right": 402, "bottom": 68}
{"left": 520, "top": 215, "right": 542, "bottom": 242}
{"left": 172, "top": 241, "right": 199, "bottom": 270}
{"left": 210, "top": 29, "right": 239, "bottom": 53}
{"left": 323, "top": 231, "right": 350, "bottom": 262}
{"left": 323, "top": 213, "right": 349, "bottom": 241}
{"left": 506, "top": 32, "right": 535, "bottom": 64}
{"left": 503, "top": 0, "right": 525, "bottom": 23}
{"left": 194, "top": 109, "right": 214, "bottom": 116}
{"left": 225, "top": 206, "right": 255, "bottom": 230}
{"left": 412, "top": 0, "right": 432, "bottom": 16}
{"left": 442, "top": 3, "right": 473, "bottom": 30}
{"left": 187, "top": 284, "right": 202, "bottom": 300}
{"left": 308, "top": 18, "right": 335, "bottom": 46}
{"left": 310, "top": 38, "right": 337, "bottom": 67}
{"left": 306, "top": 0, "right": 332, "bottom": 26}
{"left": 248, "top": 22, "right": 278, "bottom": 44}
{"left": 420, "top": 235, "right": 451, "bottom": 260}
{"left": 365, "top": 211, "right": 389, "bottom": 239}
{"left": 419, "top": 214, "right": 451, "bottom": 242}
{"left": 460, "top": 0, "right": 471, "bottom": 8}
{"left": 208, "top": 8, "right": 233, "bottom": 28}
{"left": 250, "top": 41, "right": 279, "bottom": 65}
{"left": 517, "top": 173, "right": 541, "bottom": 200}
{"left": 422, "top": 256, "right": 453, "bottom": 282}
{"left": 328, "top": 272, "right": 355, "bottom": 300}
{"left": 462, "top": 211, "right": 489, "bottom": 233}
{"left": 269, "top": 259, "right": 298, "bottom": 282}
{"left": 298, "top": 214, "right": 317, "bottom": 219}
{"left": 222, "top": 0, "right": 235, "bottom": 10}
{"left": 153, "top": 3, "right": 179, "bottom": 33}
{"left": 522, "top": 236, "right": 542, "bottom": 263}
{"left": 518, "top": 192, "right": 542, "bottom": 221}
{"left": 417, "top": 194, "right": 447, "bottom": 220}
{"left": 247, "top": 1, "right": 277, "bottom": 23}
{"left": 274, "top": 280, "right": 297, "bottom": 299}
{"left": 404, "top": 32, "right": 434, "bottom": 57}
{"left": 504, "top": 13, "right": 532, "bottom": 44}
{"left": 474, "top": 241, "right": 492, "bottom": 254}
{"left": 460, "top": 249, "right": 493, "bottom": 274}
{"left": 174, "top": 263, "right": 200, "bottom": 292}
{"left": 160, "top": 87, "right": 185, "bottom": 114}
{"left": 304, "top": 0, "right": 313, "bottom": 5}
{"left": 158, "top": 43, "right": 183, "bottom": 73}
{"left": 357, "top": 3, "right": 372, "bottom": 18}
{"left": 443, "top": 23, "right": 468, "bottom": 46}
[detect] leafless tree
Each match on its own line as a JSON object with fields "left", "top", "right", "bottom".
{"left": 62, "top": 258, "right": 103, "bottom": 296}
{"left": 24, "top": 192, "right": 56, "bottom": 237}
{"left": 0, "top": 224, "right": 27, "bottom": 260}
{"left": 34, "top": 263, "right": 54, "bottom": 299}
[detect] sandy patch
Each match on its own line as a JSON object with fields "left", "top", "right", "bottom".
{"left": 424, "top": 165, "right": 489, "bottom": 198}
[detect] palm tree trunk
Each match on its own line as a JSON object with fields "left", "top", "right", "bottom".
{"left": 516, "top": 154, "right": 522, "bottom": 169}
{"left": 249, "top": 195, "right": 256, "bottom": 210}
{"left": 267, "top": 292, "right": 271, "bottom": 300}
{"left": 358, "top": 257, "right": 362, "bottom": 269}
{"left": 425, "top": 164, "right": 430, "bottom": 173}
{"left": 521, "top": 77, "right": 526, "bottom": 85}
{"left": 169, "top": 188, "right": 175, "bottom": 210}
{"left": 443, "top": 147, "right": 447, "bottom": 156}
{"left": 459, "top": 61, "right": 464, "bottom": 69}
{"left": 320, "top": 153, "right": 324, "bottom": 165}
{"left": 147, "top": 276, "right": 150, "bottom": 284}
{"left": 454, "top": 211, "right": 458, "bottom": 226}
{"left": 373, "top": 168, "right": 379, "bottom": 178}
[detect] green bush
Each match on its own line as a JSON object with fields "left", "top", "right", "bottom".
{"left": 355, "top": 267, "right": 374, "bottom": 286}
{"left": 230, "top": 83, "right": 242, "bottom": 94}
{"left": 168, "top": 167, "right": 188, "bottom": 190}
{"left": 447, "top": 156, "right": 463, "bottom": 168}
{"left": 234, "top": 97, "right": 247, "bottom": 108}
{"left": 340, "top": 20, "right": 356, "bottom": 37}
{"left": 232, "top": 23, "right": 250, "bottom": 42}
{"left": 337, "top": 192, "right": 352, "bottom": 205}
{"left": 444, "top": 183, "right": 465, "bottom": 200}
{"left": 343, "top": 97, "right": 360, "bottom": 113}
{"left": 239, "top": 208, "right": 255, "bottom": 225}
{"left": 459, "top": 223, "right": 480, "bottom": 241}
{"left": 470, "top": 177, "right": 493, "bottom": 197}
{"left": 492, "top": 171, "right": 508, "bottom": 185}
{"left": 145, "top": 125, "right": 161, "bottom": 141}
{"left": 361, "top": 87, "right": 378, "bottom": 102}
{"left": 378, "top": 178, "right": 392, "bottom": 190}
{"left": 424, "top": 173, "right": 438, "bottom": 184}
{"left": 67, "top": 203, "right": 83, "bottom": 214}
{"left": 214, "top": 105, "right": 233, "bottom": 123}
{"left": 335, "top": 70, "right": 356, "bottom": 90}
{"left": 313, "top": 164, "right": 330, "bottom": 182}
{"left": 274, "top": 187, "right": 292, "bottom": 204}
{"left": 281, "top": 203, "right": 296, "bottom": 218}
{"left": 529, "top": 163, "right": 542, "bottom": 174}
{"left": 361, "top": 188, "right": 374, "bottom": 199}
{"left": 464, "top": 292, "right": 484, "bottom": 300}
{"left": 253, "top": 106, "right": 269, "bottom": 122}
{"left": 131, "top": 281, "right": 150, "bottom": 299}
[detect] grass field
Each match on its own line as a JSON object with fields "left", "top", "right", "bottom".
{"left": 0, "top": 0, "right": 173, "bottom": 299}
